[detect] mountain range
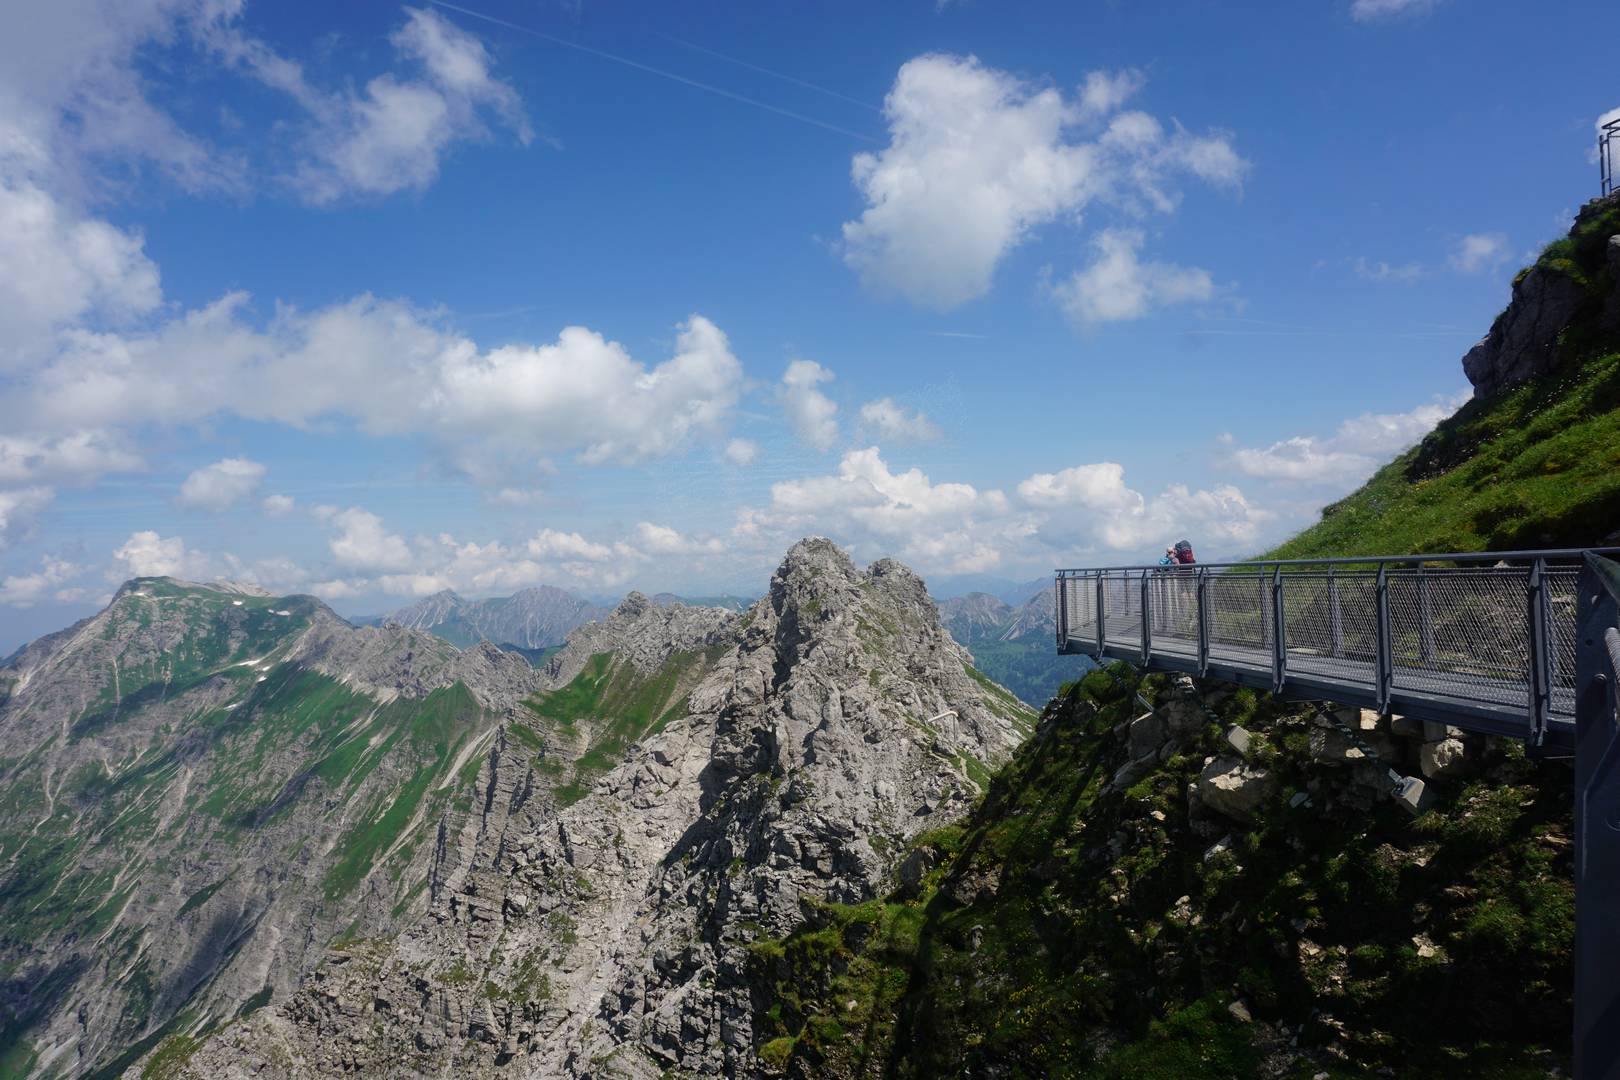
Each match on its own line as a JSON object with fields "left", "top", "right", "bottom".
{"left": 0, "top": 540, "right": 1035, "bottom": 1078}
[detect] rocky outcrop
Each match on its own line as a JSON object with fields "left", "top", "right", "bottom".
{"left": 176, "top": 539, "right": 1034, "bottom": 1079}
{"left": 1463, "top": 191, "right": 1620, "bottom": 397}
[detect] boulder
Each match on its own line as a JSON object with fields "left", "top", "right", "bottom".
{"left": 1192, "top": 755, "right": 1279, "bottom": 822}
{"left": 1308, "top": 724, "right": 1366, "bottom": 766}
{"left": 1420, "top": 737, "right": 1470, "bottom": 779}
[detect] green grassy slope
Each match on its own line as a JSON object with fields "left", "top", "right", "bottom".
{"left": 750, "top": 669, "right": 1571, "bottom": 1078}
{"left": 1270, "top": 199, "right": 1620, "bottom": 559}
{"left": 520, "top": 648, "right": 724, "bottom": 804}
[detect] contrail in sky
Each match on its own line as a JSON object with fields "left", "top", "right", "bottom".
{"left": 426, "top": 0, "right": 879, "bottom": 143}
{"left": 652, "top": 31, "right": 882, "bottom": 113}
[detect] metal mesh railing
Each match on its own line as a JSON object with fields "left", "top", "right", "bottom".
{"left": 1054, "top": 549, "right": 1619, "bottom": 738}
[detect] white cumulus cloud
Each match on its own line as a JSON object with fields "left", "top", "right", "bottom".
{"left": 780, "top": 359, "right": 840, "bottom": 450}
{"left": 235, "top": 7, "right": 533, "bottom": 204}
{"left": 1052, "top": 229, "right": 1215, "bottom": 324}
{"left": 841, "top": 54, "right": 1246, "bottom": 310}
{"left": 0, "top": 554, "right": 81, "bottom": 607}
{"left": 176, "top": 457, "right": 266, "bottom": 510}
{"left": 9, "top": 302, "right": 746, "bottom": 478}
{"left": 326, "top": 508, "right": 413, "bottom": 572}
{"left": 858, "top": 397, "right": 940, "bottom": 442}
{"left": 1225, "top": 392, "right": 1467, "bottom": 485}
{"left": 1450, "top": 232, "right": 1510, "bottom": 274}
{"left": 113, "top": 529, "right": 190, "bottom": 578}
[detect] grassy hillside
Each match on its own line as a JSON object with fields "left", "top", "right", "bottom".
{"left": 1269, "top": 350, "right": 1620, "bottom": 558}
{"left": 1270, "top": 198, "right": 1620, "bottom": 559}
{"left": 750, "top": 669, "right": 1571, "bottom": 1078}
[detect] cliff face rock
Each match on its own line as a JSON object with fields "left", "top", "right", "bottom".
{"left": 0, "top": 578, "right": 546, "bottom": 1078}
{"left": 1463, "top": 191, "right": 1620, "bottom": 397}
{"left": 176, "top": 539, "right": 1036, "bottom": 1079}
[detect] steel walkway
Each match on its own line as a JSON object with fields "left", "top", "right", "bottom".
{"left": 1055, "top": 550, "right": 1601, "bottom": 751}
{"left": 1055, "top": 548, "right": 1620, "bottom": 1079}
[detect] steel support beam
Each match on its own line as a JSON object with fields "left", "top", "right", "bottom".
{"left": 1375, "top": 565, "right": 1393, "bottom": 714}
{"left": 1196, "top": 567, "right": 1211, "bottom": 678}
{"left": 1271, "top": 566, "right": 1287, "bottom": 694}
{"left": 1096, "top": 573, "right": 1106, "bottom": 656}
{"left": 1055, "top": 575, "right": 1067, "bottom": 652}
{"left": 1575, "top": 552, "right": 1620, "bottom": 1080}
{"left": 1530, "top": 558, "right": 1551, "bottom": 748}
{"left": 1140, "top": 572, "right": 1153, "bottom": 665}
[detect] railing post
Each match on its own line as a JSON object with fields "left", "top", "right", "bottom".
{"left": 1140, "top": 571, "right": 1153, "bottom": 665}
{"left": 1196, "top": 567, "right": 1210, "bottom": 677}
{"left": 1328, "top": 566, "right": 1343, "bottom": 659}
{"left": 1096, "top": 572, "right": 1106, "bottom": 657}
{"left": 1418, "top": 566, "right": 1436, "bottom": 664}
{"left": 1375, "top": 563, "right": 1392, "bottom": 713}
{"left": 1573, "top": 552, "right": 1620, "bottom": 1080}
{"left": 1528, "top": 558, "right": 1550, "bottom": 747}
{"left": 1271, "top": 565, "right": 1287, "bottom": 693}
{"left": 1055, "top": 574, "right": 1068, "bottom": 653}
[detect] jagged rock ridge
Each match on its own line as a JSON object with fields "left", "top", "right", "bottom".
{"left": 176, "top": 538, "right": 1037, "bottom": 1078}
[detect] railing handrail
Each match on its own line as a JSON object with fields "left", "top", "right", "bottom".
{"left": 1056, "top": 546, "right": 1620, "bottom": 575}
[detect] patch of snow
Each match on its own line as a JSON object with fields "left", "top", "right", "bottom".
{"left": 256, "top": 675, "right": 267, "bottom": 683}
{"left": 232, "top": 600, "right": 244, "bottom": 606}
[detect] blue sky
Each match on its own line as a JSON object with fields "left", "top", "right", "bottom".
{"left": 1, "top": 0, "right": 1616, "bottom": 652}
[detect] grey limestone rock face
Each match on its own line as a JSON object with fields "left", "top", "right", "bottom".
{"left": 176, "top": 538, "right": 1036, "bottom": 1079}
{"left": 1462, "top": 190, "right": 1620, "bottom": 397}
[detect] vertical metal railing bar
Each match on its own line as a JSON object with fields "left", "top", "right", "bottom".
{"left": 1573, "top": 552, "right": 1620, "bottom": 1079}
{"left": 1375, "top": 564, "right": 1393, "bottom": 714}
{"left": 1196, "top": 567, "right": 1211, "bottom": 677}
{"left": 1096, "top": 573, "right": 1106, "bottom": 656}
{"left": 1140, "top": 571, "right": 1153, "bottom": 665}
{"left": 1055, "top": 575, "right": 1067, "bottom": 651}
{"left": 1530, "top": 558, "right": 1551, "bottom": 747}
{"left": 1271, "top": 565, "right": 1287, "bottom": 692}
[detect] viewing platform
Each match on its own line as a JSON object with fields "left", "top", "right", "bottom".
{"left": 1054, "top": 549, "right": 1620, "bottom": 753}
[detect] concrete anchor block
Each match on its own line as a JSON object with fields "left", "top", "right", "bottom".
{"left": 1393, "top": 776, "right": 1433, "bottom": 816}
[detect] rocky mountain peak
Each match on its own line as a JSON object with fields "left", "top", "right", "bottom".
{"left": 176, "top": 539, "right": 1038, "bottom": 1079}
{"left": 544, "top": 587, "right": 737, "bottom": 687}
